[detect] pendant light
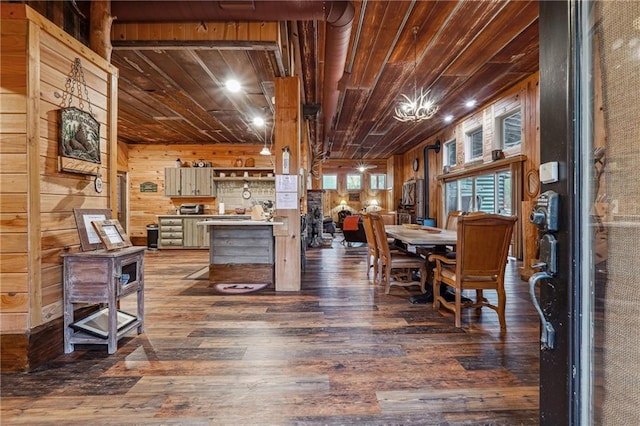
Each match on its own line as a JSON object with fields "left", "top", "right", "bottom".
{"left": 394, "top": 26, "right": 439, "bottom": 122}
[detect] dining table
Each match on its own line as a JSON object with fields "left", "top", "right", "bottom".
{"left": 384, "top": 224, "right": 459, "bottom": 304}
{"left": 385, "top": 225, "right": 457, "bottom": 247}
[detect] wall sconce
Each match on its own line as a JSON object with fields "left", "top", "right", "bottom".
{"left": 339, "top": 200, "right": 347, "bottom": 210}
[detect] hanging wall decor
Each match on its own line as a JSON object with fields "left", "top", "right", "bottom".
{"left": 58, "top": 58, "right": 101, "bottom": 175}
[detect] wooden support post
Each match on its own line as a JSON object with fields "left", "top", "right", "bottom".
{"left": 274, "top": 77, "right": 302, "bottom": 291}
{"left": 89, "top": 1, "right": 114, "bottom": 61}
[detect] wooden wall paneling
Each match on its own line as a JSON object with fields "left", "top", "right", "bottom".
{"left": 0, "top": 194, "right": 28, "bottom": 213}
{"left": 0, "top": 254, "right": 28, "bottom": 274}
{"left": 126, "top": 143, "right": 275, "bottom": 238}
{"left": 273, "top": 77, "right": 301, "bottom": 291}
{"left": 1, "top": 5, "right": 119, "bottom": 370}
{"left": 0, "top": 135, "right": 28, "bottom": 153}
{"left": 0, "top": 153, "right": 28, "bottom": 173}
{"left": 1, "top": 293, "right": 29, "bottom": 313}
{"left": 28, "top": 19, "right": 43, "bottom": 327}
{"left": 0, "top": 273, "right": 28, "bottom": 293}
{"left": 398, "top": 74, "right": 540, "bottom": 262}
{"left": 0, "top": 234, "right": 28, "bottom": 253}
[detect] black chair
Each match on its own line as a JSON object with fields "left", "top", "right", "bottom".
{"left": 342, "top": 215, "right": 367, "bottom": 246}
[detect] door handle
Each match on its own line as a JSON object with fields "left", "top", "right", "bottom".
{"left": 529, "top": 271, "right": 555, "bottom": 350}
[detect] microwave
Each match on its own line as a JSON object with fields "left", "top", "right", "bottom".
{"left": 179, "top": 203, "right": 204, "bottom": 215}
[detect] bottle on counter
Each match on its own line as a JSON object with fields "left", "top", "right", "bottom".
{"left": 175, "top": 158, "right": 181, "bottom": 167}
{"left": 218, "top": 200, "right": 225, "bottom": 215}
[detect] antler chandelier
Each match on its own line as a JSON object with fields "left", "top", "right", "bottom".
{"left": 394, "top": 26, "right": 439, "bottom": 122}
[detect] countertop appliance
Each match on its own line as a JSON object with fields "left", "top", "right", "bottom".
{"left": 179, "top": 203, "right": 204, "bottom": 215}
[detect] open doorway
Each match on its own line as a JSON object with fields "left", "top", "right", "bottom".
{"left": 116, "top": 172, "right": 128, "bottom": 232}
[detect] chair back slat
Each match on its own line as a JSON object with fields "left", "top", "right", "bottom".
{"left": 456, "top": 214, "right": 517, "bottom": 277}
{"left": 362, "top": 214, "right": 378, "bottom": 256}
{"left": 369, "top": 213, "right": 391, "bottom": 262}
{"left": 445, "top": 210, "right": 463, "bottom": 230}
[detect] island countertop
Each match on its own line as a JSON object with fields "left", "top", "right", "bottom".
{"left": 197, "top": 220, "right": 283, "bottom": 226}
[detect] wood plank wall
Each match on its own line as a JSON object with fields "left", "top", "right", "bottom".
{"left": 1, "top": 5, "right": 117, "bottom": 371}
{"left": 400, "top": 73, "right": 540, "bottom": 263}
{"left": 126, "top": 143, "right": 274, "bottom": 239}
{"left": 316, "top": 159, "right": 389, "bottom": 221}
{"left": 1, "top": 18, "right": 30, "bottom": 333}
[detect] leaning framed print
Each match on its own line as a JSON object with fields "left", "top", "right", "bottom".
{"left": 73, "top": 208, "right": 112, "bottom": 251}
{"left": 91, "top": 219, "right": 132, "bottom": 251}
{"left": 71, "top": 308, "right": 137, "bottom": 338}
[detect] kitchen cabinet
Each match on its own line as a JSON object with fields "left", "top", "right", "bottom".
{"left": 158, "top": 217, "right": 183, "bottom": 248}
{"left": 165, "top": 167, "right": 215, "bottom": 197}
{"left": 62, "top": 246, "right": 145, "bottom": 354}
{"left": 183, "top": 218, "right": 209, "bottom": 248}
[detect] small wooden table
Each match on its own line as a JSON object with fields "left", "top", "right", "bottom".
{"left": 62, "top": 246, "right": 145, "bottom": 354}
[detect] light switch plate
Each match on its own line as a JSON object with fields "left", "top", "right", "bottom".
{"left": 539, "top": 161, "right": 559, "bottom": 184}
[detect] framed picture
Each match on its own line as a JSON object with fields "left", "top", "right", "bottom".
{"left": 91, "top": 219, "right": 132, "bottom": 251}
{"left": 71, "top": 308, "right": 137, "bottom": 338}
{"left": 59, "top": 107, "right": 101, "bottom": 164}
{"left": 348, "top": 192, "right": 361, "bottom": 202}
{"left": 73, "top": 208, "right": 112, "bottom": 251}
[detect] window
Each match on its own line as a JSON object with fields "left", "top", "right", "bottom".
{"left": 465, "top": 127, "right": 483, "bottom": 162}
{"left": 444, "top": 170, "right": 512, "bottom": 214}
{"left": 370, "top": 174, "right": 386, "bottom": 190}
{"left": 499, "top": 110, "right": 522, "bottom": 149}
{"left": 323, "top": 174, "right": 337, "bottom": 190}
{"left": 346, "top": 174, "right": 362, "bottom": 190}
{"left": 444, "top": 139, "right": 457, "bottom": 167}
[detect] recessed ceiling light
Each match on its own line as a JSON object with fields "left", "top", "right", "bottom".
{"left": 444, "top": 115, "right": 453, "bottom": 123}
{"left": 465, "top": 99, "right": 476, "bottom": 108}
{"left": 253, "top": 116, "right": 265, "bottom": 127}
{"left": 225, "top": 79, "right": 241, "bottom": 93}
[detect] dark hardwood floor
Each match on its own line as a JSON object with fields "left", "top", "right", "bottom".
{"left": 1, "top": 241, "right": 540, "bottom": 425}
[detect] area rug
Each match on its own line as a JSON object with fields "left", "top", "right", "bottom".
{"left": 212, "top": 283, "right": 270, "bottom": 294}
{"left": 184, "top": 266, "right": 270, "bottom": 294}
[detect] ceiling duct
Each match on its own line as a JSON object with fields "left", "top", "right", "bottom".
{"left": 111, "top": 1, "right": 354, "bottom": 155}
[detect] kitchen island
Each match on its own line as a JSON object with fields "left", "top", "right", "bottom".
{"left": 158, "top": 214, "right": 250, "bottom": 248}
{"left": 197, "top": 219, "right": 283, "bottom": 286}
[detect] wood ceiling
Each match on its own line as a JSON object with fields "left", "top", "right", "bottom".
{"left": 110, "top": 1, "right": 539, "bottom": 162}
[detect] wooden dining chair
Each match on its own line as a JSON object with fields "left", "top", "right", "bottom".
{"left": 428, "top": 213, "right": 517, "bottom": 330}
{"left": 445, "top": 210, "right": 464, "bottom": 230}
{"left": 362, "top": 213, "right": 379, "bottom": 282}
{"left": 369, "top": 213, "right": 427, "bottom": 294}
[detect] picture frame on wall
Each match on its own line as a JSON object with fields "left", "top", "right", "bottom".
{"left": 59, "top": 107, "right": 101, "bottom": 164}
{"left": 73, "top": 208, "right": 112, "bottom": 251}
{"left": 91, "top": 219, "right": 132, "bottom": 251}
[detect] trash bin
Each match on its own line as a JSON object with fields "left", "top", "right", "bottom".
{"left": 146, "top": 224, "right": 158, "bottom": 250}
